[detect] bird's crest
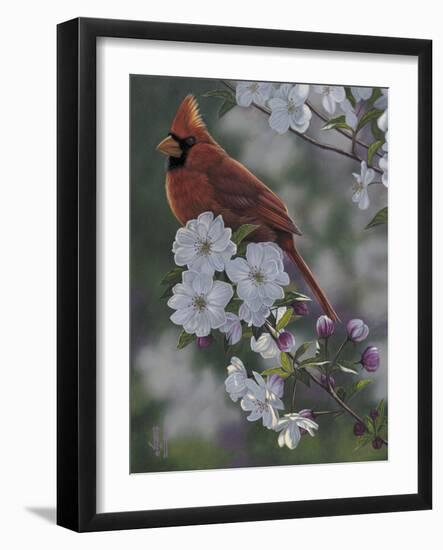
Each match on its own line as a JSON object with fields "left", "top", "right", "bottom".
{"left": 171, "top": 95, "right": 213, "bottom": 142}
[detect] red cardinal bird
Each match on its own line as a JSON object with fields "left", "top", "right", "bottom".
{"left": 156, "top": 95, "right": 339, "bottom": 322}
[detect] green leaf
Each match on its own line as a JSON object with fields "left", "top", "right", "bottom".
{"left": 298, "top": 358, "right": 330, "bottom": 369}
{"left": 368, "top": 88, "right": 382, "bottom": 105}
{"left": 177, "top": 331, "right": 196, "bottom": 349}
{"left": 252, "top": 325, "right": 264, "bottom": 341}
{"left": 377, "top": 399, "right": 386, "bottom": 419}
{"left": 354, "top": 433, "right": 373, "bottom": 452}
{"left": 161, "top": 267, "right": 184, "bottom": 286}
{"left": 356, "top": 108, "right": 384, "bottom": 132}
{"left": 336, "top": 386, "right": 347, "bottom": 401}
{"left": 365, "top": 415, "right": 375, "bottom": 434}
{"left": 276, "top": 309, "right": 293, "bottom": 331}
{"left": 203, "top": 89, "right": 236, "bottom": 101}
{"left": 367, "top": 140, "right": 384, "bottom": 165}
{"left": 232, "top": 224, "right": 259, "bottom": 245}
{"left": 365, "top": 207, "right": 388, "bottom": 230}
{"left": 280, "top": 352, "right": 294, "bottom": 374}
{"left": 322, "top": 115, "right": 351, "bottom": 131}
{"left": 225, "top": 298, "right": 242, "bottom": 314}
{"left": 261, "top": 367, "right": 291, "bottom": 379}
{"left": 345, "top": 87, "right": 357, "bottom": 109}
{"left": 371, "top": 118, "right": 385, "bottom": 141}
{"left": 367, "top": 87, "right": 383, "bottom": 106}
{"left": 274, "top": 290, "right": 311, "bottom": 308}
{"left": 294, "top": 341, "right": 312, "bottom": 361}
{"left": 160, "top": 286, "right": 174, "bottom": 300}
{"left": 337, "top": 363, "right": 359, "bottom": 375}
{"left": 375, "top": 399, "right": 386, "bottom": 431}
{"left": 347, "top": 379, "right": 373, "bottom": 400}
{"left": 295, "top": 368, "right": 311, "bottom": 387}
{"left": 218, "top": 99, "right": 236, "bottom": 118}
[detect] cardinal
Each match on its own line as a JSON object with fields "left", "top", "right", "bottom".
{"left": 156, "top": 95, "right": 339, "bottom": 322}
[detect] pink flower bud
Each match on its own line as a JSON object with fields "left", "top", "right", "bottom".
{"left": 353, "top": 421, "right": 366, "bottom": 436}
{"left": 369, "top": 409, "right": 379, "bottom": 421}
{"left": 320, "top": 373, "right": 336, "bottom": 389}
{"left": 372, "top": 436, "right": 384, "bottom": 450}
{"left": 299, "top": 409, "right": 316, "bottom": 435}
{"left": 196, "top": 335, "right": 214, "bottom": 349}
{"left": 316, "top": 315, "right": 335, "bottom": 338}
{"left": 346, "top": 319, "right": 369, "bottom": 343}
{"left": 292, "top": 301, "right": 309, "bottom": 316}
{"left": 299, "top": 408, "right": 316, "bottom": 420}
{"left": 361, "top": 346, "right": 380, "bottom": 372}
{"left": 277, "top": 330, "right": 295, "bottom": 352}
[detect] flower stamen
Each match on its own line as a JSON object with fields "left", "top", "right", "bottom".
{"left": 193, "top": 295, "right": 207, "bottom": 311}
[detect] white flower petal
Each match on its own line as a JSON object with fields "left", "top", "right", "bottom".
{"left": 206, "top": 305, "right": 226, "bottom": 329}
{"left": 237, "top": 280, "right": 259, "bottom": 302}
{"left": 207, "top": 280, "right": 233, "bottom": 307}
{"left": 331, "top": 86, "right": 346, "bottom": 102}
{"left": 225, "top": 257, "right": 250, "bottom": 283}
{"left": 191, "top": 272, "right": 213, "bottom": 295}
{"left": 290, "top": 84, "right": 310, "bottom": 104}
{"left": 246, "top": 243, "right": 264, "bottom": 267}
{"left": 358, "top": 189, "right": 370, "bottom": 210}
{"left": 175, "top": 227, "right": 197, "bottom": 247}
{"left": 170, "top": 307, "right": 195, "bottom": 326}
{"left": 174, "top": 246, "right": 197, "bottom": 266}
{"left": 323, "top": 93, "right": 336, "bottom": 115}
{"left": 264, "top": 282, "right": 285, "bottom": 300}
{"left": 167, "top": 293, "right": 192, "bottom": 310}
{"left": 269, "top": 108, "right": 290, "bottom": 134}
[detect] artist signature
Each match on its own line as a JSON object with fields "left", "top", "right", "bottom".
{"left": 148, "top": 425, "right": 168, "bottom": 458}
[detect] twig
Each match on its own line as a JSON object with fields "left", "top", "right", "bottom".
{"left": 291, "top": 377, "right": 297, "bottom": 412}
{"left": 306, "top": 100, "right": 383, "bottom": 159}
{"left": 221, "top": 80, "right": 383, "bottom": 175}
{"left": 264, "top": 324, "right": 387, "bottom": 446}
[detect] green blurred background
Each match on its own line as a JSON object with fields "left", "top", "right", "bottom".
{"left": 130, "top": 75, "right": 388, "bottom": 473}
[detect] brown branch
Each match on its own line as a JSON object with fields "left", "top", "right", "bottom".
{"left": 306, "top": 99, "right": 383, "bottom": 159}
{"left": 221, "top": 80, "right": 383, "bottom": 175}
{"left": 264, "top": 323, "right": 387, "bottom": 446}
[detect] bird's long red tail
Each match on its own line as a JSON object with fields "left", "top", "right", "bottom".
{"left": 285, "top": 244, "right": 340, "bottom": 323}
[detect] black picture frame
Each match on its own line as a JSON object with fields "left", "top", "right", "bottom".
{"left": 57, "top": 17, "right": 432, "bottom": 532}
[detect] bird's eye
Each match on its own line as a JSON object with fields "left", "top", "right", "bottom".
{"left": 185, "top": 136, "right": 196, "bottom": 147}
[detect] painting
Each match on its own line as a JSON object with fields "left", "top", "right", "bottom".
{"left": 130, "top": 75, "right": 388, "bottom": 473}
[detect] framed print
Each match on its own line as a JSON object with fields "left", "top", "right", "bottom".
{"left": 57, "top": 17, "right": 432, "bottom": 532}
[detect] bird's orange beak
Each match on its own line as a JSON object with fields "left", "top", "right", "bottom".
{"left": 156, "top": 135, "right": 182, "bottom": 158}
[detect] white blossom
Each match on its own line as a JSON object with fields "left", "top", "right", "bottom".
{"left": 379, "top": 153, "right": 388, "bottom": 187}
{"left": 374, "top": 89, "right": 388, "bottom": 110}
{"left": 340, "top": 98, "right": 358, "bottom": 129}
{"left": 225, "top": 356, "right": 248, "bottom": 402}
{"left": 226, "top": 242, "right": 290, "bottom": 315}
{"left": 351, "top": 86, "right": 373, "bottom": 102}
{"left": 238, "top": 301, "right": 270, "bottom": 328}
{"left": 240, "top": 371, "right": 284, "bottom": 429}
{"left": 274, "top": 413, "right": 319, "bottom": 450}
{"left": 313, "top": 85, "right": 345, "bottom": 115}
{"left": 172, "top": 211, "right": 236, "bottom": 276}
{"left": 219, "top": 312, "right": 242, "bottom": 345}
{"left": 377, "top": 109, "right": 388, "bottom": 133}
{"left": 268, "top": 84, "right": 312, "bottom": 134}
{"left": 377, "top": 109, "right": 389, "bottom": 154}
{"left": 352, "top": 161, "right": 374, "bottom": 210}
{"left": 251, "top": 332, "right": 279, "bottom": 359}
{"left": 236, "top": 81, "right": 273, "bottom": 107}
{"left": 250, "top": 307, "right": 290, "bottom": 359}
{"left": 168, "top": 271, "right": 233, "bottom": 337}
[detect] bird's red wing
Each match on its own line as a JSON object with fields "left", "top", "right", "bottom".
{"left": 208, "top": 155, "right": 302, "bottom": 236}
